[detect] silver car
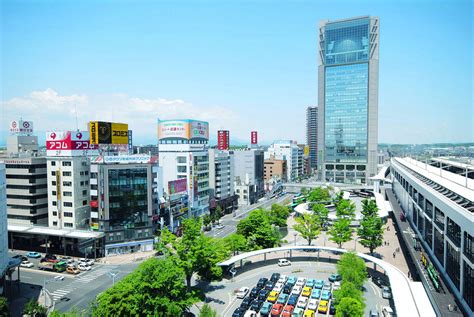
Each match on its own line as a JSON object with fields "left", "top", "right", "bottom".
{"left": 382, "top": 286, "right": 392, "bottom": 299}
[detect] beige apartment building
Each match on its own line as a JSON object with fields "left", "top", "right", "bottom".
{"left": 264, "top": 157, "right": 287, "bottom": 182}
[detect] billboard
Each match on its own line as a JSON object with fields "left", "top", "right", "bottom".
{"left": 251, "top": 131, "right": 258, "bottom": 145}
{"left": 90, "top": 155, "right": 155, "bottom": 164}
{"left": 304, "top": 146, "right": 310, "bottom": 156}
{"left": 10, "top": 120, "right": 34, "bottom": 135}
{"left": 46, "top": 131, "right": 99, "bottom": 157}
{"left": 89, "top": 121, "right": 129, "bottom": 145}
{"left": 217, "top": 130, "right": 230, "bottom": 150}
{"left": 168, "top": 178, "right": 187, "bottom": 195}
{"left": 157, "top": 119, "right": 209, "bottom": 140}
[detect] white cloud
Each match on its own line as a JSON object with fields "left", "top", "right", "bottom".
{"left": 1, "top": 88, "right": 250, "bottom": 144}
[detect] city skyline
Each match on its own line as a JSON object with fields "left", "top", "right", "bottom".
{"left": 1, "top": 0, "right": 472, "bottom": 146}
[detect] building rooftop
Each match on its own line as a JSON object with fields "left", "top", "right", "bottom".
{"left": 8, "top": 224, "right": 105, "bottom": 239}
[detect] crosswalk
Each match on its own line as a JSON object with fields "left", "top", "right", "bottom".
{"left": 49, "top": 265, "right": 118, "bottom": 301}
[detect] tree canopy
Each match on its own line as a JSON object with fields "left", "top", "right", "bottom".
{"left": 328, "top": 218, "right": 353, "bottom": 248}
{"left": 337, "top": 252, "right": 367, "bottom": 289}
{"left": 223, "top": 233, "right": 247, "bottom": 255}
{"left": 199, "top": 304, "right": 217, "bottom": 317}
{"left": 293, "top": 212, "right": 321, "bottom": 245}
{"left": 237, "top": 209, "right": 281, "bottom": 249}
{"left": 357, "top": 215, "right": 384, "bottom": 254}
{"left": 312, "top": 204, "right": 329, "bottom": 229}
{"left": 267, "top": 204, "right": 290, "bottom": 227}
{"left": 335, "top": 297, "right": 364, "bottom": 317}
{"left": 307, "top": 187, "right": 331, "bottom": 203}
{"left": 335, "top": 199, "right": 356, "bottom": 219}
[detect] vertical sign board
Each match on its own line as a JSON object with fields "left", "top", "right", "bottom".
{"left": 217, "top": 130, "right": 230, "bottom": 150}
{"left": 128, "top": 130, "right": 133, "bottom": 154}
{"left": 251, "top": 131, "right": 258, "bottom": 145}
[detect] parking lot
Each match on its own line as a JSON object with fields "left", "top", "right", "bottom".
{"left": 197, "top": 259, "right": 392, "bottom": 317}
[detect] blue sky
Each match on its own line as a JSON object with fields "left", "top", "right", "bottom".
{"left": 1, "top": 0, "right": 472, "bottom": 145}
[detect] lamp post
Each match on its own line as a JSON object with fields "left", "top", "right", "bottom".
{"left": 108, "top": 271, "right": 119, "bottom": 286}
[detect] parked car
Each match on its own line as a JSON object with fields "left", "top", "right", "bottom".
{"left": 278, "top": 259, "right": 291, "bottom": 267}
{"left": 20, "top": 261, "right": 34, "bottom": 268}
{"left": 249, "top": 286, "right": 261, "bottom": 299}
{"left": 268, "top": 291, "right": 279, "bottom": 303}
{"left": 287, "top": 294, "right": 299, "bottom": 306}
{"left": 236, "top": 287, "right": 250, "bottom": 299}
{"left": 382, "top": 286, "right": 392, "bottom": 299}
{"left": 26, "top": 252, "right": 41, "bottom": 258}
{"left": 244, "top": 311, "right": 257, "bottom": 317}
{"left": 232, "top": 307, "right": 245, "bottom": 317}
{"left": 310, "top": 288, "right": 321, "bottom": 299}
{"left": 307, "top": 298, "right": 318, "bottom": 311}
{"left": 291, "top": 286, "right": 302, "bottom": 295}
{"left": 303, "top": 310, "right": 315, "bottom": 317}
{"left": 314, "top": 279, "right": 324, "bottom": 289}
{"left": 318, "top": 300, "right": 329, "bottom": 313}
{"left": 286, "top": 276, "right": 297, "bottom": 287}
{"left": 329, "top": 302, "right": 336, "bottom": 315}
{"left": 296, "top": 296, "right": 308, "bottom": 309}
{"left": 66, "top": 266, "right": 80, "bottom": 274}
{"left": 321, "top": 290, "right": 332, "bottom": 301}
{"left": 305, "top": 278, "right": 316, "bottom": 288}
{"left": 333, "top": 281, "right": 341, "bottom": 290}
{"left": 281, "top": 304, "right": 294, "bottom": 317}
{"left": 322, "top": 282, "right": 332, "bottom": 291}
{"left": 259, "top": 302, "right": 273, "bottom": 316}
{"left": 328, "top": 273, "right": 341, "bottom": 282}
{"left": 270, "top": 273, "right": 281, "bottom": 282}
{"left": 257, "top": 277, "right": 269, "bottom": 289}
{"left": 273, "top": 282, "right": 284, "bottom": 293}
{"left": 277, "top": 293, "right": 289, "bottom": 305}
{"left": 13, "top": 255, "right": 28, "bottom": 261}
{"left": 295, "top": 277, "right": 306, "bottom": 287}
{"left": 302, "top": 286, "right": 312, "bottom": 297}
{"left": 270, "top": 303, "right": 284, "bottom": 316}
{"left": 291, "top": 307, "right": 304, "bottom": 317}
{"left": 258, "top": 289, "right": 270, "bottom": 300}
{"left": 382, "top": 306, "right": 394, "bottom": 317}
{"left": 240, "top": 297, "right": 252, "bottom": 310}
{"left": 282, "top": 284, "right": 293, "bottom": 295}
{"left": 250, "top": 299, "right": 264, "bottom": 312}
{"left": 264, "top": 281, "right": 276, "bottom": 291}
{"left": 369, "top": 309, "right": 379, "bottom": 317}
{"left": 78, "top": 263, "right": 91, "bottom": 271}
{"left": 278, "top": 275, "right": 288, "bottom": 284}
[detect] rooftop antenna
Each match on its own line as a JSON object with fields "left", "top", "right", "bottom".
{"left": 74, "top": 104, "right": 79, "bottom": 131}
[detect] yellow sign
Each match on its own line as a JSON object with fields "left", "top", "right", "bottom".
{"left": 304, "top": 146, "right": 310, "bottom": 156}
{"left": 89, "top": 121, "right": 98, "bottom": 145}
{"left": 111, "top": 123, "right": 129, "bottom": 144}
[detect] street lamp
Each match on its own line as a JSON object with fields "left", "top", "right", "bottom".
{"left": 43, "top": 276, "right": 64, "bottom": 308}
{"left": 108, "top": 271, "right": 119, "bottom": 286}
{"left": 354, "top": 237, "right": 360, "bottom": 251}
{"left": 293, "top": 233, "right": 297, "bottom": 246}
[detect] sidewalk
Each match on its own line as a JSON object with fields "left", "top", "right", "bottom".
{"left": 98, "top": 250, "right": 156, "bottom": 265}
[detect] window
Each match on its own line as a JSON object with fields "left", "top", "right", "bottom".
{"left": 52, "top": 191, "right": 56, "bottom": 196}
{"left": 418, "top": 193, "right": 425, "bottom": 210}
{"left": 425, "top": 199, "right": 433, "bottom": 219}
{"left": 64, "top": 222, "right": 73, "bottom": 228}
{"left": 82, "top": 190, "right": 87, "bottom": 195}
{"left": 51, "top": 171, "right": 56, "bottom": 176}
{"left": 53, "top": 211, "right": 57, "bottom": 216}
{"left": 53, "top": 221, "right": 57, "bottom": 226}
{"left": 51, "top": 161, "right": 56, "bottom": 166}
{"left": 62, "top": 161, "right": 72, "bottom": 167}
{"left": 63, "top": 181, "right": 72, "bottom": 187}
{"left": 434, "top": 229, "right": 444, "bottom": 266}
{"left": 83, "top": 200, "right": 87, "bottom": 206}
{"left": 64, "top": 191, "right": 72, "bottom": 197}
{"left": 52, "top": 201, "right": 57, "bottom": 206}
{"left": 463, "top": 262, "right": 474, "bottom": 311}
{"left": 177, "top": 156, "right": 186, "bottom": 164}
{"left": 64, "top": 212, "right": 73, "bottom": 217}
{"left": 434, "top": 207, "right": 445, "bottom": 230}
{"left": 52, "top": 181, "right": 56, "bottom": 186}
{"left": 464, "top": 232, "right": 474, "bottom": 263}
{"left": 85, "top": 181, "right": 89, "bottom": 185}
{"left": 177, "top": 166, "right": 187, "bottom": 173}
{"left": 85, "top": 171, "right": 89, "bottom": 176}
{"left": 63, "top": 171, "right": 72, "bottom": 176}
{"left": 446, "top": 242, "right": 460, "bottom": 290}
{"left": 446, "top": 217, "right": 461, "bottom": 247}
{"left": 63, "top": 202, "right": 73, "bottom": 207}
{"left": 80, "top": 181, "right": 84, "bottom": 186}
{"left": 424, "top": 219, "right": 433, "bottom": 249}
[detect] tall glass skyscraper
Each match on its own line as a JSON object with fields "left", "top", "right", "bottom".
{"left": 317, "top": 16, "right": 379, "bottom": 184}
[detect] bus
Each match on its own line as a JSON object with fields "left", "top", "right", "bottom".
{"left": 39, "top": 261, "right": 67, "bottom": 273}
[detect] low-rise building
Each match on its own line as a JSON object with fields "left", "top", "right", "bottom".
{"left": 264, "top": 157, "right": 287, "bottom": 182}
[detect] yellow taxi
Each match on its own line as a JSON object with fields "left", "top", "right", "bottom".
{"left": 318, "top": 300, "right": 329, "bottom": 313}
{"left": 267, "top": 291, "right": 279, "bottom": 303}
{"left": 302, "top": 286, "right": 312, "bottom": 297}
{"left": 303, "top": 309, "right": 315, "bottom": 317}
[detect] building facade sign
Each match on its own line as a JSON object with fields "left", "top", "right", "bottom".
{"left": 10, "top": 120, "right": 34, "bottom": 135}
{"left": 46, "top": 131, "right": 99, "bottom": 157}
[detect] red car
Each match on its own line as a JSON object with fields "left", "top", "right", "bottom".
{"left": 281, "top": 305, "right": 295, "bottom": 317}
{"left": 271, "top": 303, "right": 284, "bottom": 316}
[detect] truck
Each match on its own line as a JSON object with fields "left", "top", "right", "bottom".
{"left": 38, "top": 261, "right": 67, "bottom": 273}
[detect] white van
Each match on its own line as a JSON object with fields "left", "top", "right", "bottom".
{"left": 278, "top": 259, "right": 291, "bottom": 266}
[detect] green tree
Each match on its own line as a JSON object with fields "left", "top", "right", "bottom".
{"left": 335, "top": 297, "right": 364, "bottom": 317}
{"left": 335, "top": 199, "right": 356, "bottom": 219}
{"left": 237, "top": 209, "right": 280, "bottom": 249}
{"left": 0, "top": 297, "right": 10, "bottom": 317}
{"left": 337, "top": 252, "right": 367, "bottom": 289}
{"left": 199, "top": 304, "right": 217, "bottom": 317}
{"left": 307, "top": 187, "right": 331, "bottom": 203}
{"left": 268, "top": 204, "right": 290, "bottom": 227}
{"left": 223, "top": 233, "right": 247, "bottom": 255}
{"left": 312, "top": 204, "right": 329, "bottom": 229}
{"left": 293, "top": 213, "right": 321, "bottom": 245}
{"left": 94, "top": 257, "right": 195, "bottom": 316}
{"left": 23, "top": 299, "right": 47, "bottom": 317}
{"left": 159, "top": 218, "right": 228, "bottom": 289}
{"left": 203, "top": 214, "right": 212, "bottom": 230}
{"left": 214, "top": 205, "right": 223, "bottom": 224}
{"left": 361, "top": 199, "right": 378, "bottom": 217}
{"left": 333, "top": 281, "right": 365, "bottom": 306}
{"left": 357, "top": 216, "right": 384, "bottom": 254}
{"left": 332, "top": 191, "right": 344, "bottom": 207}
{"left": 328, "top": 218, "right": 353, "bottom": 248}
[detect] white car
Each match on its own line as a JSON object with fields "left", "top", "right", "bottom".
{"left": 278, "top": 258, "right": 291, "bottom": 266}
{"left": 236, "top": 287, "right": 250, "bottom": 299}
{"left": 273, "top": 282, "right": 284, "bottom": 293}
{"left": 291, "top": 285, "right": 302, "bottom": 295}
{"left": 78, "top": 264, "right": 91, "bottom": 271}
{"left": 333, "top": 281, "right": 341, "bottom": 290}
{"left": 216, "top": 224, "right": 225, "bottom": 230}
{"left": 20, "top": 261, "right": 34, "bottom": 268}
{"left": 244, "top": 311, "right": 257, "bottom": 317}
{"left": 297, "top": 296, "right": 308, "bottom": 309}
{"left": 296, "top": 277, "right": 307, "bottom": 287}
{"left": 80, "top": 258, "right": 94, "bottom": 266}
{"left": 307, "top": 298, "right": 318, "bottom": 311}
{"left": 278, "top": 275, "right": 288, "bottom": 284}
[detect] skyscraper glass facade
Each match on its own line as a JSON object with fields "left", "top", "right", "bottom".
{"left": 323, "top": 18, "right": 370, "bottom": 164}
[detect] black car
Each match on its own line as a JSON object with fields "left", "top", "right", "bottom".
{"left": 257, "top": 277, "right": 268, "bottom": 289}
{"left": 250, "top": 299, "right": 264, "bottom": 311}
{"left": 232, "top": 307, "right": 245, "bottom": 317}
{"left": 264, "top": 281, "right": 275, "bottom": 291}
{"left": 258, "top": 289, "right": 270, "bottom": 300}
{"left": 329, "top": 302, "right": 336, "bottom": 315}
{"left": 270, "top": 272, "right": 280, "bottom": 283}
{"left": 282, "top": 284, "right": 292, "bottom": 295}
{"left": 44, "top": 253, "right": 57, "bottom": 260}
{"left": 13, "top": 255, "right": 28, "bottom": 261}
{"left": 287, "top": 294, "right": 299, "bottom": 306}
{"left": 240, "top": 297, "right": 252, "bottom": 310}
{"left": 249, "top": 286, "right": 261, "bottom": 299}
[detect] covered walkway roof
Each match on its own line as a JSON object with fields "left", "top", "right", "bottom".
{"left": 8, "top": 224, "right": 105, "bottom": 239}
{"left": 218, "top": 245, "right": 435, "bottom": 317}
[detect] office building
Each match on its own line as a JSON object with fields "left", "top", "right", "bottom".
{"left": 0, "top": 162, "right": 8, "bottom": 282}
{"left": 266, "top": 140, "right": 301, "bottom": 181}
{"left": 6, "top": 119, "right": 37, "bottom": 156}
{"left": 89, "top": 155, "right": 160, "bottom": 256}
{"left": 158, "top": 119, "right": 210, "bottom": 218}
{"left": 233, "top": 148, "right": 264, "bottom": 201}
{"left": 208, "top": 149, "right": 237, "bottom": 214}
{"left": 391, "top": 157, "right": 474, "bottom": 315}
{"left": 317, "top": 16, "right": 379, "bottom": 184}
{"left": 264, "top": 157, "right": 287, "bottom": 182}
{"left": 3, "top": 157, "right": 48, "bottom": 225}
{"left": 133, "top": 145, "right": 159, "bottom": 156}
{"left": 306, "top": 106, "right": 318, "bottom": 169}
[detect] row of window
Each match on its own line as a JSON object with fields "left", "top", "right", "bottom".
{"left": 51, "top": 200, "right": 87, "bottom": 207}
{"left": 51, "top": 211, "right": 73, "bottom": 217}
{"left": 7, "top": 193, "right": 48, "bottom": 200}
{"left": 6, "top": 164, "right": 46, "bottom": 169}
{"left": 52, "top": 221, "right": 73, "bottom": 228}
{"left": 7, "top": 184, "right": 47, "bottom": 190}
{"left": 6, "top": 174, "right": 47, "bottom": 180}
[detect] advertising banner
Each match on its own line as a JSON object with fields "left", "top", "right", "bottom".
{"left": 111, "top": 123, "right": 129, "bottom": 144}
{"left": 10, "top": 120, "right": 34, "bottom": 135}
{"left": 251, "top": 131, "right": 258, "bottom": 144}
{"left": 46, "top": 131, "right": 98, "bottom": 157}
{"left": 190, "top": 120, "right": 209, "bottom": 140}
{"left": 157, "top": 120, "right": 189, "bottom": 140}
{"left": 217, "top": 130, "right": 229, "bottom": 150}
{"left": 304, "top": 146, "right": 310, "bottom": 156}
{"left": 89, "top": 121, "right": 128, "bottom": 145}
{"left": 168, "top": 178, "right": 187, "bottom": 195}
{"left": 102, "top": 155, "right": 152, "bottom": 164}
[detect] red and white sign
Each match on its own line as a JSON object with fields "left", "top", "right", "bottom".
{"left": 217, "top": 130, "right": 230, "bottom": 150}
{"left": 46, "top": 131, "right": 99, "bottom": 157}
{"left": 251, "top": 131, "right": 258, "bottom": 145}
{"left": 10, "top": 120, "right": 34, "bottom": 135}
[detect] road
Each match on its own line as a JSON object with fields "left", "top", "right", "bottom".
{"left": 205, "top": 194, "right": 293, "bottom": 239}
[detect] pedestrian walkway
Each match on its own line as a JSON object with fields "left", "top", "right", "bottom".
{"left": 98, "top": 250, "right": 156, "bottom": 265}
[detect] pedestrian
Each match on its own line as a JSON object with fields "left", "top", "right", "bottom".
{"left": 387, "top": 241, "right": 390, "bottom": 246}
{"left": 393, "top": 252, "right": 396, "bottom": 258}
{"left": 384, "top": 241, "right": 386, "bottom": 246}
{"left": 408, "top": 271, "right": 411, "bottom": 278}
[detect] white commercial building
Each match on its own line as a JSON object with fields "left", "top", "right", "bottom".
{"left": 208, "top": 149, "right": 237, "bottom": 214}
{"left": 0, "top": 162, "right": 9, "bottom": 282}
{"left": 266, "top": 140, "right": 301, "bottom": 182}
{"left": 391, "top": 157, "right": 474, "bottom": 315}
{"left": 233, "top": 148, "right": 264, "bottom": 201}
{"left": 158, "top": 119, "right": 210, "bottom": 218}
